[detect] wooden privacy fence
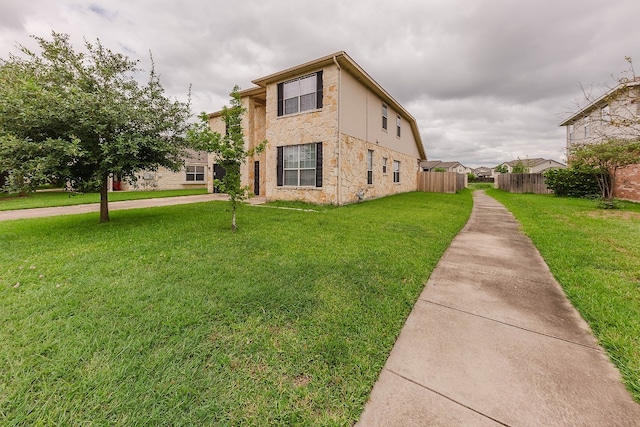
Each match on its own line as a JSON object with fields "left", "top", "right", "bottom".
{"left": 417, "top": 172, "right": 466, "bottom": 193}
{"left": 496, "top": 173, "right": 552, "bottom": 194}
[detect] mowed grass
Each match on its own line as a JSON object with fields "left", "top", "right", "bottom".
{"left": 0, "top": 188, "right": 208, "bottom": 211}
{"left": 487, "top": 189, "right": 640, "bottom": 402}
{"left": 0, "top": 191, "right": 472, "bottom": 426}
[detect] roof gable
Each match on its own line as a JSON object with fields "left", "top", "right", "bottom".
{"left": 251, "top": 51, "right": 426, "bottom": 159}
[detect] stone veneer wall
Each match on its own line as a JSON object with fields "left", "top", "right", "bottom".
{"left": 339, "top": 134, "right": 418, "bottom": 204}
{"left": 615, "top": 164, "right": 640, "bottom": 202}
{"left": 265, "top": 65, "right": 340, "bottom": 204}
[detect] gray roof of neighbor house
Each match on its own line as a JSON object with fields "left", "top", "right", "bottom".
{"left": 500, "top": 158, "right": 566, "bottom": 168}
{"left": 437, "top": 161, "right": 463, "bottom": 168}
{"left": 248, "top": 51, "right": 427, "bottom": 160}
{"left": 421, "top": 160, "right": 443, "bottom": 169}
{"left": 559, "top": 78, "right": 640, "bottom": 126}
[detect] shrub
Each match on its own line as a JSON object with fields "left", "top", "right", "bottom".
{"left": 544, "top": 165, "right": 600, "bottom": 198}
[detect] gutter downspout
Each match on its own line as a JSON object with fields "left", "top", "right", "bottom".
{"left": 333, "top": 55, "right": 342, "bottom": 206}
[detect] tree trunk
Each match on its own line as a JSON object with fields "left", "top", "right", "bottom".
{"left": 100, "top": 174, "right": 110, "bottom": 223}
{"left": 231, "top": 203, "right": 237, "bottom": 232}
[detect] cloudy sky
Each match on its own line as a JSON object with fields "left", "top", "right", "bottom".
{"left": 1, "top": 0, "right": 639, "bottom": 167}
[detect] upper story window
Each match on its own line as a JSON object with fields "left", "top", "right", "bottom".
{"left": 382, "top": 104, "right": 388, "bottom": 130}
{"left": 601, "top": 104, "right": 610, "bottom": 122}
{"left": 584, "top": 115, "right": 590, "bottom": 138}
{"left": 277, "top": 71, "right": 323, "bottom": 116}
{"left": 396, "top": 116, "right": 401, "bottom": 138}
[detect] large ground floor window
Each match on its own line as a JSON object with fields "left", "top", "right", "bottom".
{"left": 277, "top": 143, "right": 323, "bottom": 187}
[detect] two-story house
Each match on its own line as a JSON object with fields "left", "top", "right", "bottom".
{"left": 559, "top": 78, "right": 640, "bottom": 201}
{"left": 207, "top": 51, "right": 427, "bottom": 205}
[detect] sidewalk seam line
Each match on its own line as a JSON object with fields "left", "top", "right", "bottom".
{"left": 386, "top": 368, "right": 512, "bottom": 427}
{"left": 420, "top": 299, "right": 600, "bottom": 350}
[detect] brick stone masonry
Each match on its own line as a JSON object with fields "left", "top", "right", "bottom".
{"left": 615, "top": 163, "right": 640, "bottom": 202}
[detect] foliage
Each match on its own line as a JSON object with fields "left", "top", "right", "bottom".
{"left": 433, "top": 167, "right": 446, "bottom": 172}
{"left": 0, "top": 191, "right": 473, "bottom": 425}
{"left": 494, "top": 164, "right": 509, "bottom": 173}
{"left": 0, "top": 32, "right": 191, "bottom": 222}
{"left": 511, "top": 159, "right": 529, "bottom": 174}
{"left": 187, "top": 86, "right": 266, "bottom": 231}
{"left": 487, "top": 189, "right": 640, "bottom": 402}
{"left": 570, "top": 138, "right": 640, "bottom": 206}
{"left": 543, "top": 164, "right": 600, "bottom": 198}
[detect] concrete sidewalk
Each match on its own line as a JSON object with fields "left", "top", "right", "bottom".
{"left": 0, "top": 194, "right": 266, "bottom": 221}
{"left": 357, "top": 191, "right": 640, "bottom": 426}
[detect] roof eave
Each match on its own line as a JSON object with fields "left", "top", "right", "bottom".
{"left": 559, "top": 79, "right": 640, "bottom": 126}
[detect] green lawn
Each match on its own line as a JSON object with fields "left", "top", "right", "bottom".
{"left": 0, "top": 191, "right": 472, "bottom": 426}
{"left": 0, "top": 188, "right": 208, "bottom": 211}
{"left": 487, "top": 189, "right": 640, "bottom": 402}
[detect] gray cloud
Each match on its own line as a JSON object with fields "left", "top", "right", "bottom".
{"left": 1, "top": 0, "right": 639, "bottom": 167}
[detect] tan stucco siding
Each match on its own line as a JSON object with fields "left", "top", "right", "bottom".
{"left": 340, "top": 71, "right": 421, "bottom": 159}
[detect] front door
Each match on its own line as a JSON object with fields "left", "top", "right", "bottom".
{"left": 213, "top": 164, "right": 226, "bottom": 193}
{"left": 253, "top": 161, "right": 260, "bottom": 196}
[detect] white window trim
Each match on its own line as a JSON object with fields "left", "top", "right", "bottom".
{"left": 283, "top": 143, "right": 317, "bottom": 187}
{"left": 382, "top": 103, "right": 388, "bottom": 131}
{"left": 393, "top": 160, "right": 401, "bottom": 183}
{"left": 283, "top": 74, "right": 318, "bottom": 116}
{"left": 185, "top": 164, "right": 206, "bottom": 183}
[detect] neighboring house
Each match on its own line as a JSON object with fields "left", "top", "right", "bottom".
{"left": 472, "top": 167, "right": 494, "bottom": 178}
{"left": 559, "top": 77, "right": 640, "bottom": 201}
{"left": 496, "top": 158, "right": 566, "bottom": 174}
{"left": 108, "top": 149, "right": 209, "bottom": 191}
{"left": 421, "top": 160, "right": 470, "bottom": 174}
{"left": 207, "top": 51, "right": 427, "bottom": 205}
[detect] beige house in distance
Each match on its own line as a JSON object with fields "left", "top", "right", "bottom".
{"left": 497, "top": 158, "right": 566, "bottom": 174}
{"left": 207, "top": 51, "right": 427, "bottom": 205}
{"left": 108, "top": 149, "right": 208, "bottom": 192}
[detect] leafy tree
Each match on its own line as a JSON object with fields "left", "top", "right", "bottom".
{"left": 433, "top": 167, "right": 446, "bottom": 172}
{"left": 0, "top": 32, "right": 191, "bottom": 222}
{"left": 187, "top": 86, "right": 266, "bottom": 232}
{"left": 494, "top": 164, "right": 509, "bottom": 173}
{"left": 570, "top": 139, "right": 640, "bottom": 206}
{"left": 543, "top": 164, "right": 600, "bottom": 198}
{"left": 511, "top": 159, "right": 529, "bottom": 174}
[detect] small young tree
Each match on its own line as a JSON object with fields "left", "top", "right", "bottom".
{"left": 0, "top": 32, "right": 191, "bottom": 222}
{"left": 187, "top": 86, "right": 266, "bottom": 231}
{"left": 494, "top": 164, "right": 509, "bottom": 173}
{"left": 511, "top": 159, "right": 529, "bottom": 174}
{"left": 570, "top": 139, "right": 640, "bottom": 206}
